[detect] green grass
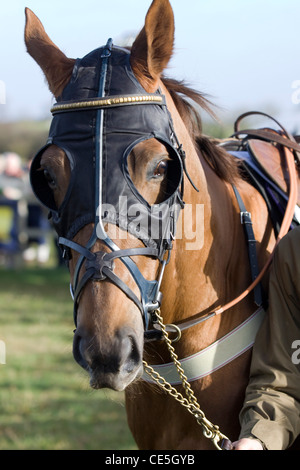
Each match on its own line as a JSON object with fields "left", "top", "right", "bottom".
{"left": 0, "top": 267, "right": 137, "bottom": 450}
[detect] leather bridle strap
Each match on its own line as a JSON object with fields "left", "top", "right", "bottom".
{"left": 59, "top": 237, "right": 159, "bottom": 262}
{"left": 232, "top": 185, "right": 263, "bottom": 307}
{"left": 58, "top": 237, "right": 161, "bottom": 327}
{"left": 232, "top": 128, "right": 300, "bottom": 155}
{"left": 233, "top": 110, "right": 300, "bottom": 160}
{"left": 72, "top": 265, "right": 143, "bottom": 324}
{"left": 55, "top": 40, "right": 173, "bottom": 333}
{"left": 161, "top": 119, "right": 299, "bottom": 335}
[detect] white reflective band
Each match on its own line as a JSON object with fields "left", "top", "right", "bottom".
{"left": 143, "top": 307, "right": 265, "bottom": 385}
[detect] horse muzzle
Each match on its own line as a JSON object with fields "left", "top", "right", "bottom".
{"left": 73, "top": 325, "right": 143, "bottom": 391}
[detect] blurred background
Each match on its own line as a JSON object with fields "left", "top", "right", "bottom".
{"left": 0, "top": 0, "right": 299, "bottom": 450}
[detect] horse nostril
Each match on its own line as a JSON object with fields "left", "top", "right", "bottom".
{"left": 73, "top": 333, "right": 89, "bottom": 370}
{"left": 121, "top": 335, "right": 140, "bottom": 373}
{"left": 72, "top": 326, "right": 143, "bottom": 390}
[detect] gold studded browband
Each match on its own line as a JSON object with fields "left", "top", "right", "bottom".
{"left": 51, "top": 94, "right": 166, "bottom": 115}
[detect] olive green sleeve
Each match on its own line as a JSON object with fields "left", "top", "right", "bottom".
{"left": 239, "top": 227, "right": 300, "bottom": 450}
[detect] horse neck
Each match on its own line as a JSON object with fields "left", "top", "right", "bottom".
{"left": 160, "top": 109, "right": 251, "bottom": 327}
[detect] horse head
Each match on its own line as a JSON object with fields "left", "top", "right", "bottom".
{"left": 25, "top": 0, "right": 197, "bottom": 392}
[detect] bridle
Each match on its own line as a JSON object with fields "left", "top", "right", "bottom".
{"left": 59, "top": 237, "right": 167, "bottom": 330}
{"left": 37, "top": 39, "right": 198, "bottom": 331}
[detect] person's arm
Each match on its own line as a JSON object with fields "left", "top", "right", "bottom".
{"left": 234, "top": 228, "right": 300, "bottom": 450}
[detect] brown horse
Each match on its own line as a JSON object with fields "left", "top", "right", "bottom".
{"left": 25, "top": 0, "right": 276, "bottom": 449}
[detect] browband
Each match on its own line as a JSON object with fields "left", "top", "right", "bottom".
{"left": 51, "top": 94, "right": 166, "bottom": 114}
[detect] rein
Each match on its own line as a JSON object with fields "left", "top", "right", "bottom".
{"left": 154, "top": 112, "right": 300, "bottom": 338}
{"left": 142, "top": 113, "right": 299, "bottom": 451}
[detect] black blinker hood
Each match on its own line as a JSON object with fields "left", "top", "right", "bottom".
{"left": 30, "top": 44, "right": 185, "bottom": 257}
{"left": 29, "top": 39, "right": 197, "bottom": 330}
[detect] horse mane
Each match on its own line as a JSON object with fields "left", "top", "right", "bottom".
{"left": 162, "top": 77, "right": 241, "bottom": 184}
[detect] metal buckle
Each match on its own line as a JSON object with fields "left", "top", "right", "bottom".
{"left": 240, "top": 210, "right": 252, "bottom": 224}
{"left": 85, "top": 251, "right": 115, "bottom": 280}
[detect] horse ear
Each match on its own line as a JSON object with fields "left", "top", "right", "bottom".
{"left": 130, "top": 0, "right": 175, "bottom": 91}
{"left": 24, "top": 8, "right": 75, "bottom": 98}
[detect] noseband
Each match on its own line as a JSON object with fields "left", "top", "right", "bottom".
{"left": 59, "top": 236, "right": 166, "bottom": 330}
{"left": 31, "top": 39, "right": 197, "bottom": 333}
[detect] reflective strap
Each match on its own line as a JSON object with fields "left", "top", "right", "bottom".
{"left": 142, "top": 307, "right": 265, "bottom": 385}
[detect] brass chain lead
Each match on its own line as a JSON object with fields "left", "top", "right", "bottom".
{"left": 143, "top": 309, "right": 230, "bottom": 450}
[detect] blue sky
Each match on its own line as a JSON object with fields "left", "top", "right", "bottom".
{"left": 1, "top": 0, "right": 300, "bottom": 132}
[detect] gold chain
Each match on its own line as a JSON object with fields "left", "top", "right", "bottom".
{"left": 143, "top": 309, "right": 230, "bottom": 450}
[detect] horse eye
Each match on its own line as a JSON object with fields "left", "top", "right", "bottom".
{"left": 153, "top": 160, "right": 168, "bottom": 178}
{"left": 43, "top": 169, "right": 56, "bottom": 188}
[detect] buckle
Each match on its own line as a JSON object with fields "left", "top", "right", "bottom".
{"left": 85, "top": 251, "right": 115, "bottom": 280}
{"left": 240, "top": 211, "right": 252, "bottom": 224}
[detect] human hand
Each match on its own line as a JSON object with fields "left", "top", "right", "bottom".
{"left": 232, "top": 438, "right": 264, "bottom": 450}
